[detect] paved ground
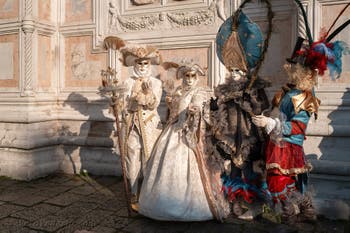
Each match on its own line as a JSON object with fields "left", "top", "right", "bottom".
{"left": 0, "top": 173, "right": 348, "bottom": 233}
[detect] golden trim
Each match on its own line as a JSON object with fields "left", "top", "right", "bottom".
{"left": 222, "top": 31, "right": 248, "bottom": 72}
{"left": 123, "top": 113, "right": 134, "bottom": 161}
{"left": 291, "top": 91, "right": 321, "bottom": 115}
{"left": 272, "top": 89, "right": 285, "bottom": 107}
{"left": 267, "top": 163, "right": 311, "bottom": 175}
{"left": 144, "top": 113, "right": 155, "bottom": 124}
{"left": 137, "top": 107, "right": 150, "bottom": 161}
{"left": 272, "top": 85, "right": 290, "bottom": 107}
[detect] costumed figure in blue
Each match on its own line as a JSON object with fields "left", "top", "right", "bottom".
{"left": 252, "top": 1, "right": 349, "bottom": 223}
{"left": 211, "top": 1, "right": 273, "bottom": 220}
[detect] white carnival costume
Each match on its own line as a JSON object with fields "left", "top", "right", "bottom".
{"left": 119, "top": 46, "right": 163, "bottom": 201}
{"left": 139, "top": 63, "right": 229, "bottom": 221}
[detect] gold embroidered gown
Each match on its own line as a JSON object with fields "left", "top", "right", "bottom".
{"left": 138, "top": 86, "right": 216, "bottom": 221}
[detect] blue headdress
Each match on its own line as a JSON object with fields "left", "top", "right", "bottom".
{"left": 216, "top": 0, "right": 273, "bottom": 90}
{"left": 217, "top": 11, "right": 263, "bottom": 72}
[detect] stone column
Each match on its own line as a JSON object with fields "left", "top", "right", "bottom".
{"left": 21, "top": 0, "right": 35, "bottom": 97}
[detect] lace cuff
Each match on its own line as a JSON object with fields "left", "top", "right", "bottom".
{"left": 269, "top": 113, "right": 286, "bottom": 146}
{"left": 265, "top": 117, "right": 277, "bottom": 134}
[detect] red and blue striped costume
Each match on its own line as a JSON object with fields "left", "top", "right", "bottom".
{"left": 266, "top": 86, "right": 319, "bottom": 202}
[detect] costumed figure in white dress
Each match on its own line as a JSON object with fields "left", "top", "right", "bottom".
{"left": 211, "top": 2, "right": 274, "bottom": 220}
{"left": 119, "top": 45, "right": 163, "bottom": 210}
{"left": 252, "top": 0, "right": 349, "bottom": 223}
{"left": 139, "top": 62, "right": 229, "bottom": 221}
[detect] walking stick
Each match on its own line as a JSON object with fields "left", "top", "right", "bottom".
{"left": 111, "top": 93, "right": 132, "bottom": 217}
{"left": 101, "top": 37, "right": 133, "bottom": 216}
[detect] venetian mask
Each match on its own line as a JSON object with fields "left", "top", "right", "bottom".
{"left": 135, "top": 59, "right": 151, "bottom": 75}
{"left": 228, "top": 67, "right": 246, "bottom": 81}
{"left": 183, "top": 70, "right": 198, "bottom": 87}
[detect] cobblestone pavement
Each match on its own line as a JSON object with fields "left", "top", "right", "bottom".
{"left": 0, "top": 174, "right": 348, "bottom": 233}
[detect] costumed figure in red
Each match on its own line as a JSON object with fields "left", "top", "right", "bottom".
{"left": 252, "top": 1, "right": 349, "bottom": 223}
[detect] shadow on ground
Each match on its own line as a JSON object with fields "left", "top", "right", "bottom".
{"left": 0, "top": 174, "right": 348, "bottom": 233}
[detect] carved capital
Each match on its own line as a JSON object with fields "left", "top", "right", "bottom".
{"left": 22, "top": 0, "right": 35, "bottom": 34}
{"left": 22, "top": 17, "right": 35, "bottom": 34}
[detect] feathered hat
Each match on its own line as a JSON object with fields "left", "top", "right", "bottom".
{"left": 216, "top": 0, "right": 273, "bottom": 89}
{"left": 120, "top": 45, "right": 162, "bottom": 67}
{"left": 162, "top": 61, "right": 206, "bottom": 80}
{"left": 287, "top": 1, "right": 349, "bottom": 79}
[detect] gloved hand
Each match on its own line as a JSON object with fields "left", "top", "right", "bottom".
{"left": 252, "top": 115, "right": 276, "bottom": 134}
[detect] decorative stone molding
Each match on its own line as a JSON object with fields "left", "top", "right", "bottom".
{"left": 109, "top": 1, "right": 216, "bottom": 32}
{"left": 131, "top": 0, "right": 156, "bottom": 5}
{"left": 114, "top": 13, "right": 160, "bottom": 31}
{"left": 166, "top": 5, "right": 216, "bottom": 27}
{"left": 215, "top": 0, "right": 227, "bottom": 21}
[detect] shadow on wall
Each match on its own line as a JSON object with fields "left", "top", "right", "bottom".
{"left": 308, "top": 88, "right": 350, "bottom": 220}
{"left": 308, "top": 88, "right": 350, "bottom": 160}
{"left": 58, "top": 92, "right": 119, "bottom": 176}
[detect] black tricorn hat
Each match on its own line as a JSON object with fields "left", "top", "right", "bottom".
{"left": 286, "top": 36, "right": 306, "bottom": 64}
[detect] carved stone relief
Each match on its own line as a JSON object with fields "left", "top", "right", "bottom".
{"left": 71, "top": 43, "right": 99, "bottom": 80}
{"left": 170, "top": 0, "right": 191, "bottom": 2}
{"left": 167, "top": 7, "right": 215, "bottom": 27}
{"left": 65, "top": 36, "right": 105, "bottom": 89}
{"left": 109, "top": 1, "right": 217, "bottom": 32}
{"left": 131, "top": 0, "right": 156, "bottom": 6}
{"left": 0, "top": 129, "right": 16, "bottom": 146}
{"left": 109, "top": 1, "right": 160, "bottom": 31}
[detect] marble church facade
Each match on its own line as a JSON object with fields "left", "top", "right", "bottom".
{"left": 0, "top": 0, "right": 349, "bottom": 218}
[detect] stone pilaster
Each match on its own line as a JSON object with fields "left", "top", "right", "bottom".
{"left": 21, "top": 0, "right": 35, "bottom": 97}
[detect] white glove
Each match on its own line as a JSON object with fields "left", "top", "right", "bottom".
{"left": 252, "top": 115, "right": 277, "bottom": 134}
{"left": 224, "top": 160, "right": 231, "bottom": 176}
